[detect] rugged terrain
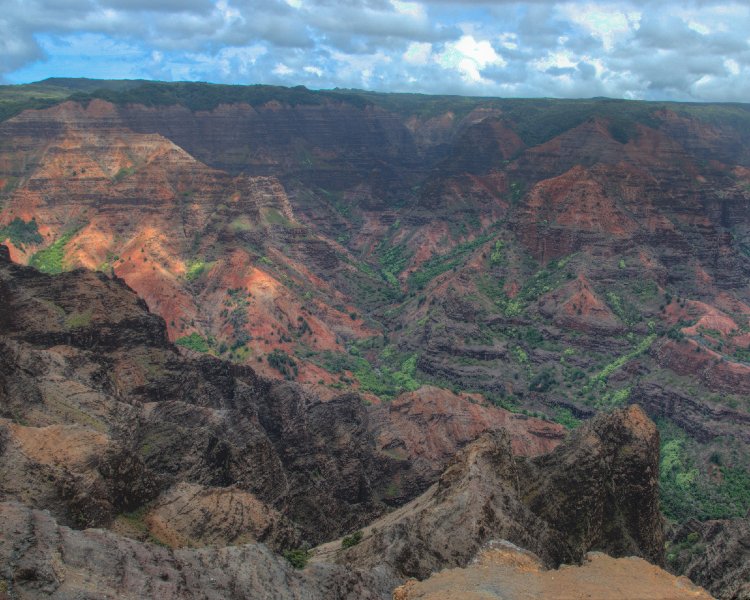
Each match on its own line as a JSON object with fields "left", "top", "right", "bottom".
{"left": 1, "top": 79, "right": 749, "bottom": 597}
{"left": 0, "top": 245, "right": 702, "bottom": 599}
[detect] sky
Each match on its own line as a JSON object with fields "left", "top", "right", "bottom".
{"left": 3, "top": 0, "right": 750, "bottom": 101}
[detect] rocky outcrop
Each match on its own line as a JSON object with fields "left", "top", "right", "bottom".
{"left": 0, "top": 405, "right": 671, "bottom": 600}
{"left": 115, "top": 482, "right": 301, "bottom": 550}
{"left": 0, "top": 501, "right": 387, "bottom": 600}
{"left": 314, "top": 406, "right": 664, "bottom": 584}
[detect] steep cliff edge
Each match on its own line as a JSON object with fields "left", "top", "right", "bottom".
{"left": 0, "top": 403, "right": 689, "bottom": 600}
{"left": 313, "top": 405, "right": 663, "bottom": 585}
{"left": 668, "top": 515, "right": 750, "bottom": 600}
{"left": 0, "top": 245, "right": 388, "bottom": 543}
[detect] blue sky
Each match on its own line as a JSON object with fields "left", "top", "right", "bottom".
{"left": 3, "top": 0, "right": 750, "bottom": 101}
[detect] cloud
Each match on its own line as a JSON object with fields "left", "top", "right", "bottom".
{"left": 436, "top": 35, "right": 506, "bottom": 82}
{"left": 2, "top": 0, "right": 750, "bottom": 102}
{"left": 403, "top": 41, "right": 432, "bottom": 65}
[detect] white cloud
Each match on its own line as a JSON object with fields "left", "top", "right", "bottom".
{"left": 391, "top": 0, "right": 424, "bottom": 19}
{"left": 273, "top": 62, "right": 293, "bottom": 76}
{"left": 436, "top": 34, "right": 505, "bottom": 83}
{"left": 559, "top": 3, "right": 639, "bottom": 51}
{"left": 403, "top": 41, "right": 432, "bottom": 65}
{"left": 724, "top": 58, "right": 740, "bottom": 76}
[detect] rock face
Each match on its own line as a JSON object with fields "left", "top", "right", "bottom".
{"left": 314, "top": 406, "right": 664, "bottom": 585}
{"left": 669, "top": 515, "right": 750, "bottom": 600}
{"left": 0, "top": 249, "right": 391, "bottom": 543}
{"left": 0, "top": 501, "right": 388, "bottom": 600}
{"left": 0, "top": 405, "right": 670, "bottom": 600}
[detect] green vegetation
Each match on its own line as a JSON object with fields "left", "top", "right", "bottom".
{"left": 511, "top": 346, "right": 529, "bottom": 364}
{"left": 282, "top": 548, "right": 311, "bottom": 569}
{"left": 518, "top": 263, "right": 569, "bottom": 303}
{"left": 64, "top": 310, "right": 93, "bottom": 329}
{"left": 310, "top": 343, "right": 421, "bottom": 400}
{"left": 587, "top": 333, "right": 657, "bottom": 389}
{"left": 409, "top": 234, "right": 492, "bottom": 290}
{"left": 185, "top": 259, "right": 212, "bottom": 281}
{"left": 489, "top": 240, "right": 505, "bottom": 266}
{"left": 29, "top": 225, "right": 84, "bottom": 274}
{"left": 553, "top": 407, "right": 581, "bottom": 429}
{"left": 175, "top": 332, "right": 211, "bottom": 353}
{"left": 606, "top": 291, "right": 641, "bottom": 327}
{"left": 632, "top": 278, "right": 659, "bottom": 300}
{"left": 596, "top": 386, "right": 632, "bottom": 408}
{"left": 113, "top": 505, "right": 169, "bottom": 547}
{"left": 529, "top": 369, "right": 556, "bottom": 393}
{"left": 665, "top": 532, "right": 704, "bottom": 566}
{"left": 115, "top": 506, "right": 150, "bottom": 535}
{"left": 0, "top": 218, "right": 42, "bottom": 247}
{"left": 218, "top": 288, "right": 251, "bottom": 353}
{"left": 113, "top": 166, "right": 136, "bottom": 182}
{"left": 477, "top": 276, "right": 524, "bottom": 317}
{"left": 262, "top": 207, "right": 294, "bottom": 227}
{"left": 659, "top": 423, "right": 750, "bottom": 521}
{"left": 72, "top": 81, "right": 373, "bottom": 113}
{"left": 0, "top": 78, "right": 144, "bottom": 122}
{"left": 267, "top": 349, "right": 298, "bottom": 379}
{"left": 350, "top": 350, "right": 420, "bottom": 398}
{"left": 341, "top": 530, "right": 363, "bottom": 549}
{"left": 378, "top": 241, "right": 411, "bottom": 287}
{"left": 509, "top": 181, "right": 524, "bottom": 204}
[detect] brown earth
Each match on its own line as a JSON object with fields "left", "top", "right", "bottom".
{"left": 393, "top": 545, "right": 713, "bottom": 600}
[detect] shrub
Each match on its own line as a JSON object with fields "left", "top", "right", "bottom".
{"left": 175, "top": 333, "right": 210, "bottom": 353}
{"left": 29, "top": 225, "right": 83, "bottom": 274}
{"left": 529, "top": 369, "right": 556, "bottom": 393}
{"left": 185, "top": 259, "right": 211, "bottom": 281}
{"left": 267, "top": 349, "right": 297, "bottom": 379}
{"left": 0, "top": 218, "right": 42, "bottom": 247}
{"left": 283, "top": 548, "right": 310, "bottom": 569}
{"left": 341, "top": 531, "right": 363, "bottom": 549}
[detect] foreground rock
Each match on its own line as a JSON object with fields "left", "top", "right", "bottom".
{"left": 0, "top": 407, "right": 682, "bottom": 600}
{"left": 314, "top": 405, "right": 663, "bottom": 584}
{"left": 0, "top": 501, "right": 387, "bottom": 600}
{"left": 393, "top": 543, "right": 713, "bottom": 600}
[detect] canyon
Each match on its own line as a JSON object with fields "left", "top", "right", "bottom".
{"left": 1, "top": 79, "right": 749, "bottom": 598}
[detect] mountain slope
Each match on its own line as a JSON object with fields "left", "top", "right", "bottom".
{"left": 1, "top": 81, "right": 749, "bottom": 595}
